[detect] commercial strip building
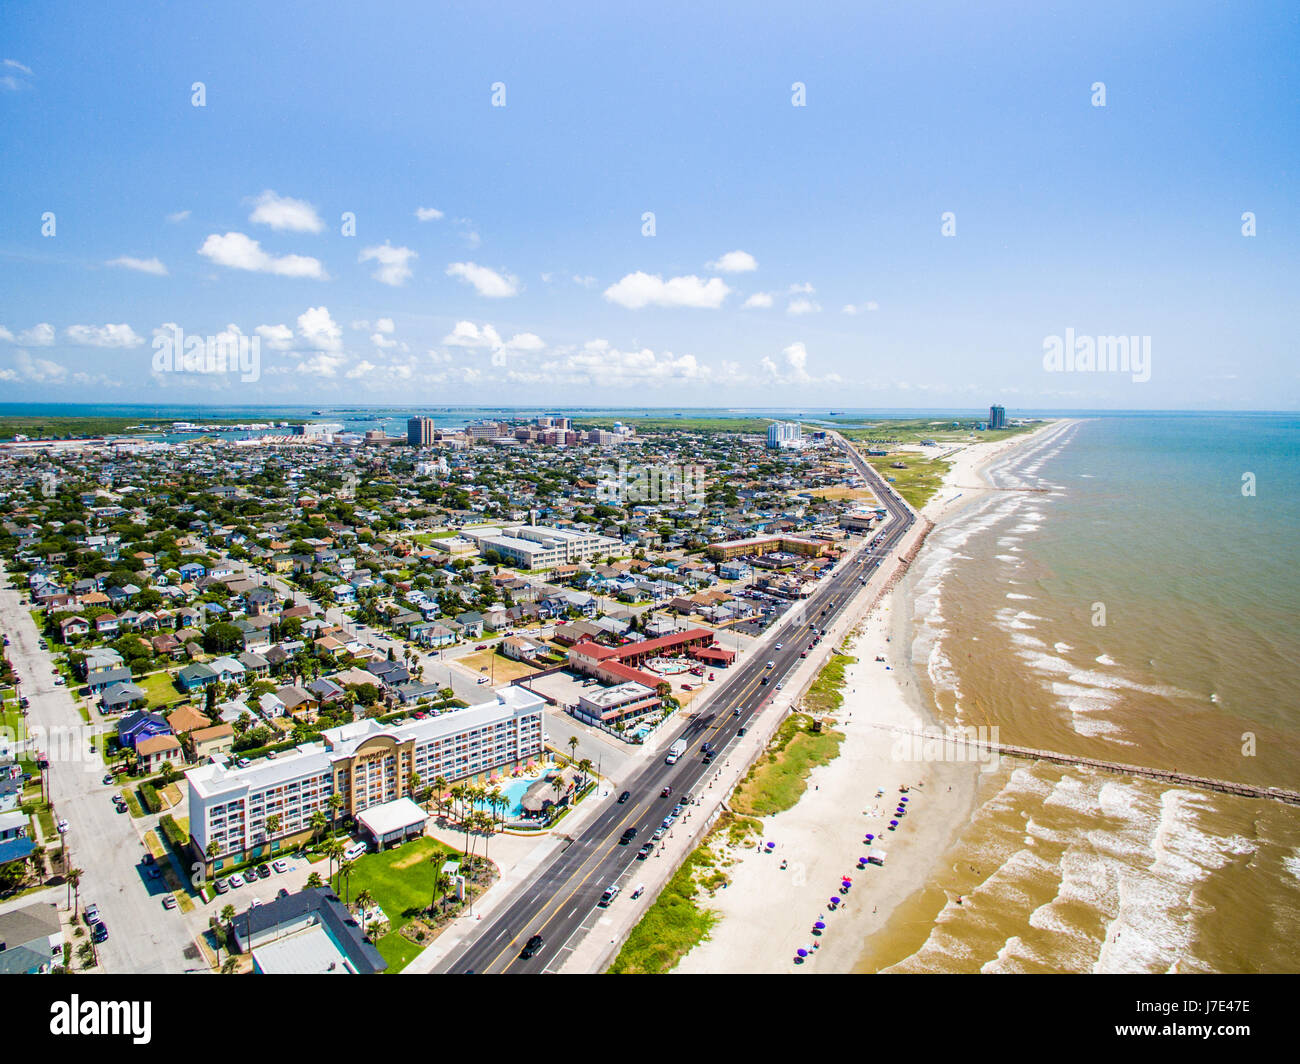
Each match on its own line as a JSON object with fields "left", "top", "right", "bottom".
{"left": 461, "top": 524, "right": 628, "bottom": 571}
{"left": 566, "top": 627, "right": 734, "bottom": 704}
{"left": 705, "top": 534, "right": 828, "bottom": 561}
{"left": 575, "top": 680, "right": 661, "bottom": 725}
{"left": 185, "top": 686, "right": 546, "bottom": 876}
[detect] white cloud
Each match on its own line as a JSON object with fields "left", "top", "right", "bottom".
{"left": 446, "top": 262, "right": 519, "bottom": 298}
{"left": 0, "top": 326, "right": 12, "bottom": 342}
{"left": 788, "top": 281, "right": 816, "bottom": 294}
{"left": 255, "top": 323, "right": 295, "bottom": 350}
{"left": 743, "top": 292, "right": 774, "bottom": 309}
{"left": 248, "top": 190, "right": 325, "bottom": 233}
{"left": 166, "top": 209, "right": 191, "bottom": 223}
{"left": 198, "top": 232, "right": 328, "bottom": 279}
{"left": 11, "top": 351, "right": 66, "bottom": 382}
{"left": 573, "top": 274, "right": 598, "bottom": 288}
{"left": 4, "top": 59, "right": 33, "bottom": 75}
{"left": 65, "top": 323, "right": 144, "bottom": 348}
{"left": 297, "top": 306, "right": 342, "bottom": 352}
{"left": 707, "top": 250, "right": 758, "bottom": 273}
{"left": 787, "top": 298, "right": 822, "bottom": 316}
{"left": 603, "top": 272, "right": 731, "bottom": 310}
{"left": 294, "top": 353, "right": 346, "bottom": 377}
{"left": 107, "top": 256, "right": 168, "bottom": 276}
{"left": 375, "top": 318, "right": 394, "bottom": 334}
{"left": 759, "top": 341, "right": 840, "bottom": 386}
{"left": 359, "top": 242, "right": 417, "bottom": 286}
{"left": 842, "top": 300, "right": 879, "bottom": 315}
{"left": 510, "top": 341, "right": 722, "bottom": 388}
{"left": 415, "top": 206, "right": 444, "bottom": 221}
{"left": 454, "top": 218, "right": 481, "bottom": 249}
{"left": 441, "top": 321, "right": 543, "bottom": 365}
{"left": 18, "top": 323, "right": 55, "bottom": 346}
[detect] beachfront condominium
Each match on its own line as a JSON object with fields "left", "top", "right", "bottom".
{"left": 407, "top": 416, "right": 435, "bottom": 447}
{"left": 185, "top": 686, "right": 545, "bottom": 875}
{"left": 989, "top": 404, "right": 1007, "bottom": 430}
{"left": 767, "top": 420, "right": 803, "bottom": 449}
{"left": 460, "top": 524, "right": 629, "bottom": 571}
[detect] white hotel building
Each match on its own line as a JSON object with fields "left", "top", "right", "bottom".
{"left": 186, "top": 687, "right": 546, "bottom": 875}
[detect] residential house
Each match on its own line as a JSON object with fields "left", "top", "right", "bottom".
{"left": 100, "top": 681, "right": 147, "bottom": 715}
{"left": 177, "top": 663, "right": 218, "bottom": 693}
{"left": 136, "top": 734, "right": 183, "bottom": 774}
{"left": 0, "top": 902, "right": 62, "bottom": 975}
{"left": 116, "top": 709, "right": 172, "bottom": 750}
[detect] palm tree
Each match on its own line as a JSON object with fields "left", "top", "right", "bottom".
{"left": 264, "top": 813, "right": 281, "bottom": 841}
{"left": 309, "top": 809, "right": 327, "bottom": 843}
{"left": 476, "top": 811, "right": 495, "bottom": 866}
{"left": 429, "top": 862, "right": 451, "bottom": 917}
{"left": 324, "top": 837, "right": 345, "bottom": 885}
{"left": 568, "top": 735, "right": 579, "bottom": 765}
{"left": 577, "top": 758, "right": 593, "bottom": 788}
{"left": 221, "top": 955, "right": 239, "bottom": 974}
{"left": 408, "top": 770, "right": 423, "bottom": 807}
{"left": 326, "top": 792, "right": 344, "bottom": 838}
{"left": 432, "top": 775, "right": 448, "bottom": 818}
{"left": 354, "top": 888, "right": 374, "bottom": 937}
{"left": 306, "top": 871, "right": 323, "bottom": 889}
{"left": 338, "top": 858, "right": 355, "bottom": 905}
{"left": 450, "top": 784, "right": 467, "bottom": 822}
{"left": 66, "top": 867, "right": 83, "bottom": 914}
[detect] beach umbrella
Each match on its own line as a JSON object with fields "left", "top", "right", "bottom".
{"left": 841, "top": 880, "right": 852, "bottom": 889}
{"left": 797, "top": 948, "right": 808, "bottom": 958}
{"left": 814, "top": 921, "right": 825, "bottom": 929}
{"left": 900, "top": 797, "right": 909, "bottom": 803}
{"left": 889, "top": 819, "right": 898, "bottom": 826}
{"left": 766, "top": 842, "right": 775, "bottom": 850}
{"left": 865, "top": 833, "right": 874, "bottom": 840}
{"left": 829, "top": 897, "right": 839, "bottom": 906}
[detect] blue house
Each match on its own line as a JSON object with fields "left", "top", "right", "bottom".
{"left": 177, "top": 663, "right": 218, "bottom": 692}
{"left": 116, "top": 709, "right": 172, "bottom": 750}
{"left": 178, "top": 561, "right": 207, "bottom": 581}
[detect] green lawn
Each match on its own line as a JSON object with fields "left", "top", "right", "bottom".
{"left": 865, "top": 453, "right": 951, "bottom": 511}
{"left": 330, "top": 836, "right": 462, "bottom": 972}
{"left": 137, "top": 669, "right": 183, "bottom": 708}
{"left": 731, "top": 712, "right": 846, "bottom": 818}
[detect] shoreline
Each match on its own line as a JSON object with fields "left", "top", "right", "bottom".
{"left": 673, "top": 421, "right": 1067, "bottom": 973}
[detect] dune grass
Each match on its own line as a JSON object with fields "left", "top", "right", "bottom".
{"left": 731, "top": 712, "right": 846, "bottom": 818}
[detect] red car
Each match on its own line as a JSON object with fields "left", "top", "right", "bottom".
{"left": 475, "top": 643, "right": 489, "bottom": 650}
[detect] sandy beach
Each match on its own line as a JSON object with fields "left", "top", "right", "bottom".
{"left": 674, "top": 422, "right": 1064, "bottom": 974}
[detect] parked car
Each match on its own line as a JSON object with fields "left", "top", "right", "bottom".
{"left": 228, "top": 873, "right": 246, "bottom": 888}
{"left": 255, "top": 864, "right": 271, "bottom": 879}
{"left": 651, "top": 827, "right": 666, "bottom": 841}
{"left": 237, "top": 758, "right": 251, "bottom": 768}
{"left": 520, "top": 934, "right": 544, "bottom": 959}
{"left": 475, "top": 643, "right": 489, "bottom": 650}
{"left": 661, "top": 815, "right": 676, "bottom": 829}
{"left": 214, "top": 878, "right": 230, "bottom": 894}
{"left": 102, "top": 774, "right": 114, "bottom": 785}
{"left": 738, "top": 727, "right": 747, "bottom": 736}
{"left": 631, "top": 883, "right": 646, "bottom": 900}
{"left": 84, "top": 903, "right": 100, "bottom": 924}
{"left": 598, "top": 883, "right": 621, "bottom": 906}
{"left": 277, "top": 887, "right": 291, "bottom": 899}
{"left": 56, "top": 818, "right": 69, "bottom": 833}
{"left": 90, "top": 922, "right": 108, "bottom": 943}
{"left": 637, "top": 843, "right": 654, "bottom": 860}
{"left": 54, "top": 676, "right": 66, "bottom": 686}
{"left": 271, "top": 859, "right": 288, "bottom": 874}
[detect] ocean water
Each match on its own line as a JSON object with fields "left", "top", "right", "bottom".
{"left": 859, "top": 413, "right": 1300, "bottom": 973}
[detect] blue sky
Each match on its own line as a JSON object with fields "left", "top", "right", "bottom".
{"left": 1, "top": 0, "right": 1296, "bottom": 410}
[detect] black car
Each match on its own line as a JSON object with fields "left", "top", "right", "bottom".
{"left": 255, "top": 864, "right": 271, "bottom": 879}
{"left": 738, "top": 727, "right": 747, "bottom": 736}
{"left": 91, "top": 922, "right": 108, "bottom": 943}
{"left": 617, "top": 790, "right": 631, "bottom": 804}
{"left": 520, "top": 934, "right": 544, "bottom": 959}
{"left": 760, "top": 677, "right": 769, "bottom": 686}
{"left": 619, "top": 827, "right": 638, "bottom": 844}
{"left": 703, "top": 752, "right": 715, "bottom": 765}
{"left": 637, "top": 842, "right": 654, "bottom": 860}
{"left": 277, "top": 887, "right": 291, "bottom": 899}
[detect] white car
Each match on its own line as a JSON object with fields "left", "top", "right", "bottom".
{"left": 56, "top": 818, "right": 70, "bottom": 833}
{"left": 775, "top": 643, "right": 783, "bottom": 650}
{"left": 271, "top": 859, "right": 288, "bottom": 873}
{"left": 228, "top": 873, "right": 246, "bottom": 888}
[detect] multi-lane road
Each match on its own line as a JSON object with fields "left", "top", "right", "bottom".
{"left": 437, "top": 433, "right": 917, "bottom": 973}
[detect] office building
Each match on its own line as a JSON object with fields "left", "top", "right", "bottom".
{"left": 989, "top": 404, "right": 1007, "bottom": 430}
{"left": 407, "top": 416, "right": 435, "bottom": 447}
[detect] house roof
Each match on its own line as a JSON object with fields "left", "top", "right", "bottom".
{"left": 136, "top": 734, "right": 182, "bottom": 756}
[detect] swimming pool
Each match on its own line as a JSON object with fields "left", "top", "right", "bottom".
{"left": 472, "top": 775, "right": 540, "bottom": 819}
